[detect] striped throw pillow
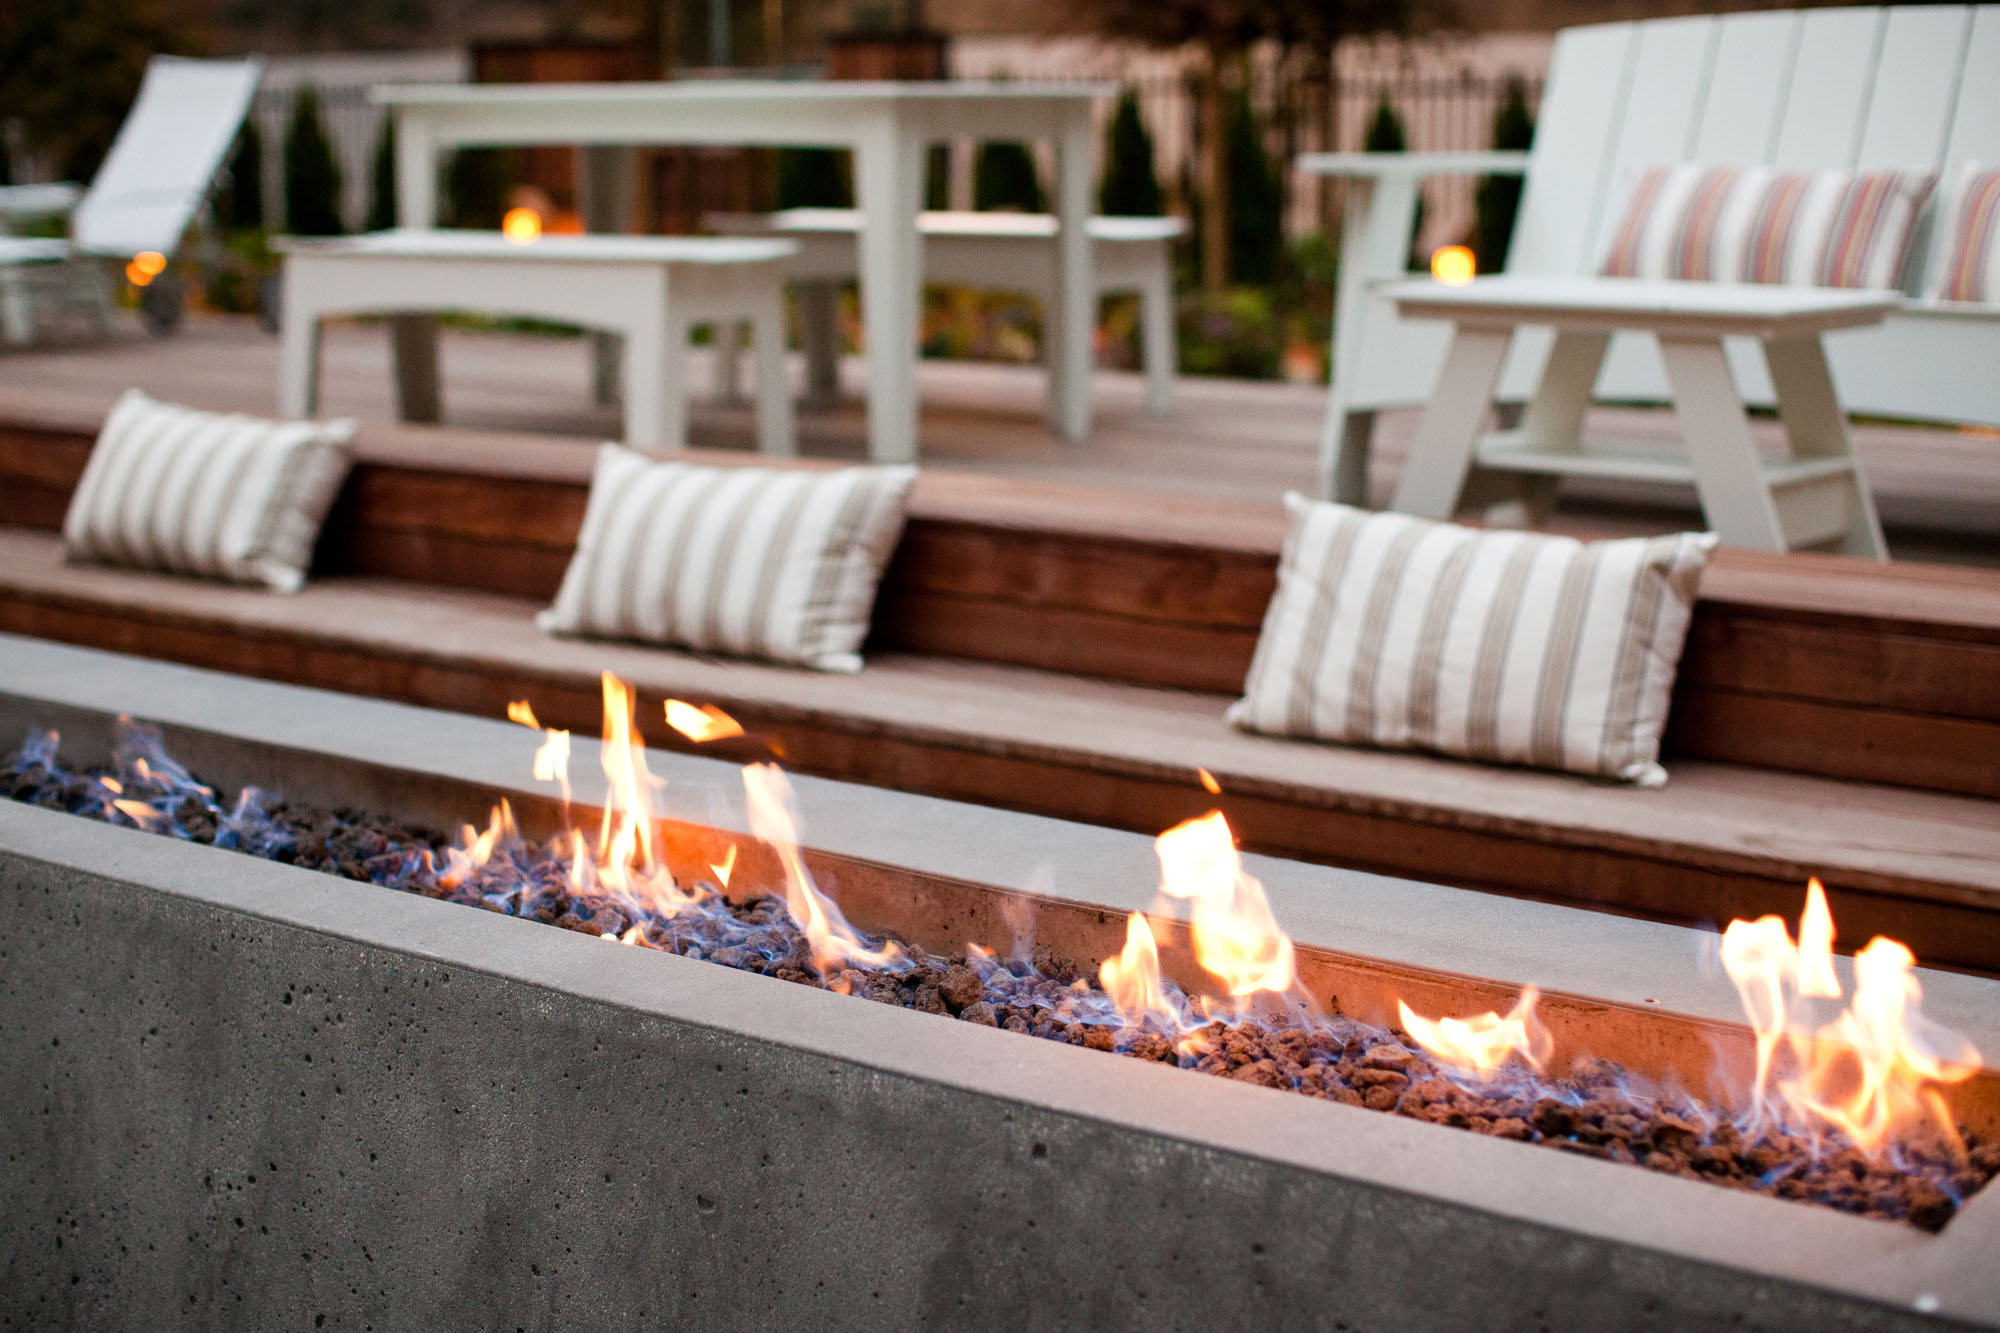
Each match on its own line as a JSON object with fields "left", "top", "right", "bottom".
{"left": 538, "top": 446, "right": 917, "bottom": 673}
{"left": 1926, "top": 161, "right": 2000, "bottom": 305}
{"left": 1228, "top": 498, "right": 1718, "bottom": 787}
{"left": 61, "top": 389, "right": 355, "bottom": 593}
{"left": 1601, "top": 164, "right": 1935, "bottom": 291}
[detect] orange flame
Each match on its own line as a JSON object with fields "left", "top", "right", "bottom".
{"left": 506, "top": 700, "right": 539, "bottom": 728}
{"left": 1197, "top": 767, "right": 1221, "bottom": 795}
{"left": 1397, "top": 987, "right": 1552, "bottom": 1079}
{"left": 664, "top": 699, "right": 745, "bottom": 743}
{"left": 1720, "top": 880, "right": 1980, "bottom": 1154}
{"left": 1099, "top": 912, "right": 1180, "bottom": 1028}
{"left": 436, "top": 801, "right": 514, "bottom": 888}
{"left": 1154, "top": 812, "right": 1296, "bottom": 1001}
{"left": 710, "top": 843, "right": 737, "bottom": 889}
{"left": 742, "top": 762, "right": 902, "bottom": 976}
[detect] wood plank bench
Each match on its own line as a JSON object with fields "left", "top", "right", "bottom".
{"left": 3, "top": 414, "right": 1997, "bottom": 970}
{"left": 708, "top": 208, "right": 1185, "bottom": 416}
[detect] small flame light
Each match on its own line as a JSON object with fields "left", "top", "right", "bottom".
{"left": 126, "top": 251, "right": 167, "bottom": 287}
{"left": 1430, "top": 245, "right": 1476, "bottom": 286}
{"left": 502, "top": 207, "right": 543, "bottom": 245}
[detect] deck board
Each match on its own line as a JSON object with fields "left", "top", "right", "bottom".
{"left": 1, "top": 314, "right": 1994, "bottom": 564}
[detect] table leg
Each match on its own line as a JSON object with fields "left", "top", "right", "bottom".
{"left": 1657, "top": 335, "right": 1786, "bottom": 551}
{"left": 392, "top": 111, "right": 438, "bottom": 228}
{"left": 579, "top": 147, "right": 635, "bottom": 408}
{"left": 1049, "top": 110, "right": 1096, "bottom": 442}
{"left": 1389, "top": 326, "right": 1512, "bottom": 519}
{"left": 799, "top": 281, "right": 841, "bottom": 403}
{"left": 277, "top": 284, "right": 321, "bottom": 417}
{"left": 750, "top": 284, "right": 796, "bottom": 458}
{"left": 389, "top": 314, "right": 440, "bottom": 424}
{"left": 626, "top": 287, "right": 677, "bottom": 456}
{"left": 1763, "top": 334, "right": 1886, "bottom": 559}
{"left": 855, "top": 125, "right": 926, "bottom": 464}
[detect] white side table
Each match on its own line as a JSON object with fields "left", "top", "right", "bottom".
{"left": 1385, "top": 275, "right": 1896, "bottom": 557}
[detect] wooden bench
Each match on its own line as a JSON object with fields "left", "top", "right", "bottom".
{"left": 708, "top": 208, "right": 1185, "bottom": 416}
{"left": 279, "top": 230, "right": 799, "bottom": 454}
{"left": 3, "top": 414, "right": 1997, "bottom": 971}
{"left": 1307, "top": 5, "right": 2000, "bottom": 504}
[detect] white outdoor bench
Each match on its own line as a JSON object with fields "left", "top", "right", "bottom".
{"left": 709, "top": 207, "right": 1185, "bottom": 415}
{"left": 278, "top": 229, "right": 799, "bottom": 455}
{"left": 1304, "top": 6, "right": 2000, "bottom": 507}
{"left": 1385, "top": 275, "right": 1896, "bottom": 556}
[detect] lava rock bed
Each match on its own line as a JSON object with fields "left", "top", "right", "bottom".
{"left": 8, "top": 727, "right": 1997, "bottom": 1232}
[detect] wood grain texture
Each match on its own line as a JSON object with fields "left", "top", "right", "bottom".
{"left": 4, "top": 415, "right": 1997, "bottom": 797}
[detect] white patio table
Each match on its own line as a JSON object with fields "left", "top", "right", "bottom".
{"left": 373, "top": 80, "right": 1114, "bottom": 464}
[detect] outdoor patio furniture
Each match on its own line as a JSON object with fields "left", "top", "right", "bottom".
{"left": 1303, "top": 6, "right": 2000, "bottom": 506}
{"left": 707, "top": 208, "right": 1185, "bottom": 416}
{"left": 372, "top": 80, "right": 1112, "bottom": 464}
{"left": 1385, "top": 275, "right": 1896, "bottom": 555}
{"left": 0, "top": 57, "right": 261, "bottom": 345}
{"left": 276, "top": 230, "right": 799, "bottom": 454}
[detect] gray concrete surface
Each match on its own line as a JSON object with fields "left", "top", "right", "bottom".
{"left": 3, "top": 802, "right": 1997, "bottom": 1331}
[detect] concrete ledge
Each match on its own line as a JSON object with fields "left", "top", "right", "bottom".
{"left": 3, "top": 807, "right": 1996, "bottom": 1330}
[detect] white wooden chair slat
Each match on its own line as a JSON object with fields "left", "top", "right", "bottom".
{"left": 1942, "top": 7, "right": 2000, "bottom": 163}
{"left": 1505, "top": 22, "right": 1637, "bottom": 277}
{"left": 1772, "top": 8, "right": 1885, "bottom": 169}
{"left": 1589, "top": 16, "right": 1723, "bottom": 278}
{"left": 1690, "top": 11, "right": 1801, "bottom": 164}
{"left": 1855, "top": 5, "right": 1976, "bottom": 170}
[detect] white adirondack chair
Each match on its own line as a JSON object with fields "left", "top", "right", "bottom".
{"left": 1307, "top": 5, "right": 2000, "bottom": 504}
{"left": 0, "top": 56, "right": 262, "bottom": 344}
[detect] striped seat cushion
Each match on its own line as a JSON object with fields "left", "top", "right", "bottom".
{"left": 538, "top": 446, "right": 917, "bottom": 673}
{"left": 1228, "top": 498, "right": 1718, "bottom": 787}
{"left": 61, "top": 388, "right": 355, "bottom": 593}
{"left": 1926, "top": 161, "right": 2000, "bottom": 305}
{"left": 1601, "top": 163, "right": 1935, "bottom": 290}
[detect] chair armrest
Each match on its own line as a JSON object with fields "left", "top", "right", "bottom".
{"left": 0, "top": 183, "right": 85, "bottom": 221}
{"left": 1295, "top": 151, "right": 1530, "bottom": 180}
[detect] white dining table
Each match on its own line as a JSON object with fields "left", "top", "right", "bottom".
{"left": 373, "top": 80, "right": 1113, "bottom": 464}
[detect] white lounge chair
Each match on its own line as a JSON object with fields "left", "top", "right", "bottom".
{"left": 0, "top": 56, "right": 262, "bottom": 345}
{"left": 1304, "top": 6, "right": 2000, "bottom": 505}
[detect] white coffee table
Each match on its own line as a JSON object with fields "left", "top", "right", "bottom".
{"left": 1385, "top": 275, "right": 1897, "bottom": 557}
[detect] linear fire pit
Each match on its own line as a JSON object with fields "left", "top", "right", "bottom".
{"left": 3, "top": 633, "right": 1998, "bottom": 1330}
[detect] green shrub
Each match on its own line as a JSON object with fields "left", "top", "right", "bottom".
{"left": 1473, "top": 77, "right": 1535, "bottom": 273}
{"left": 1177, "top": 286, "right": 1283, "bottom": 380}
{"left": 443, "top": 147, "right": 517, "bottom": 229}
{"left": 775, "top": 147, "right": 852, "bottom": 208}
{"left": 1098, "top": 88, "right": 1163, "bottom": 216}
{"left": 218, "top": 120, "right": 262, "bottom": 231}
{"left": 1225, "top": 90, "right": 1283, "bottom": 286}
{"left": 282, "top": 85, "right": 344, "bottom": 236}
{"left": 366, "top": 116, "right": 396, "bottom": 231}
{"left": 973, "top": 142, "right": 1044, "bottom": 212}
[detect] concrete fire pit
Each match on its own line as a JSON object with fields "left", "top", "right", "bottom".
{"left": 2, "top": 633, "right": 1997, "bottom": 1330}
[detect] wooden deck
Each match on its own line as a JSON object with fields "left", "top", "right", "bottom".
{"left": 1, "top": 314, "right": 1995, "bottom": 565}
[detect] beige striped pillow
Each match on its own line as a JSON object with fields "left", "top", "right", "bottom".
{"left": 1229, "top": 498, "right": 1718, "bottom": 787}
{"left": 1926, "top": 161, "right": 2000, "bottom": 305}
{"left": 61, "top": 389, "right": 355, "bottom": 593}
{"left": 1601, "top": 163, "right": 1935, "bottom": 291}
{"left": 538, "top": 446, "right": 917, "bottom": 673}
